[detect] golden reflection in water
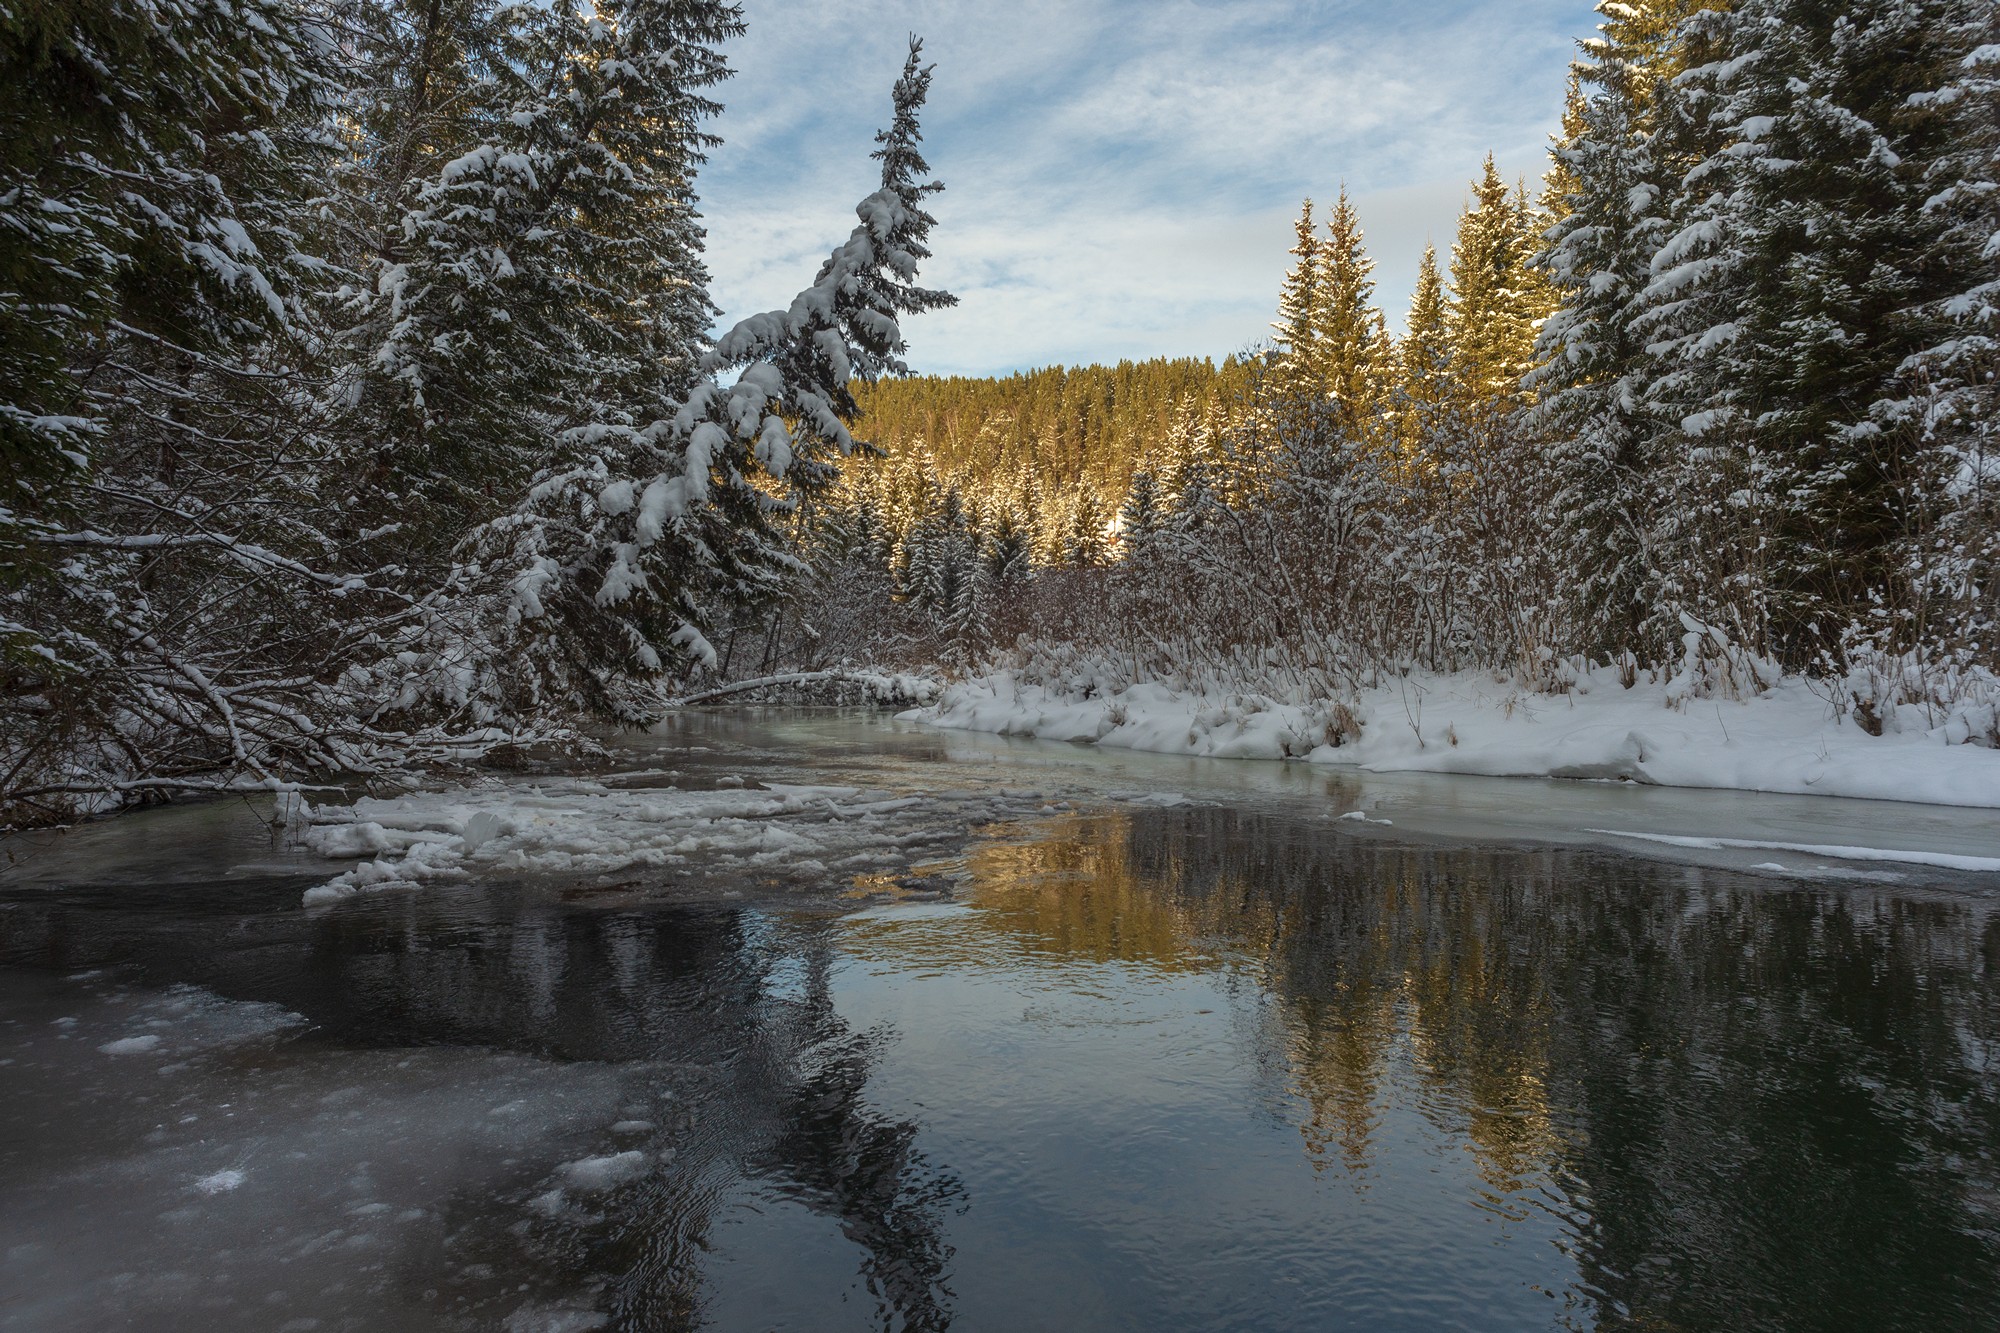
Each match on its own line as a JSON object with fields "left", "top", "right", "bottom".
{"left": 843, "top": 811, "right": 1560, "bottom": 1190}
{"left": 958, "top": 820, "right": 1222, "bottom": 972}
{"left": 1397, "top": 859, "right": 1559, "bottom": 1196}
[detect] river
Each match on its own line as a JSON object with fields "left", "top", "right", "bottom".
{"left": 3, "top": 709, "right": 1997, "bottom": 1331}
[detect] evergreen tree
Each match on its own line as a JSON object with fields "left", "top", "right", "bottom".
{"left": 0, "top": 12, "right": 961, "bottom": 817}
{"left": 1156, "top": 397, "right": 1213, "bottom": 502}
{"left": 1531, "top": 2, "right": 1688, "bottom": 655}
{"left": 907, "top": 487, "right": 982, "bottom": 632}
{"left": 1118, "top": 469, "right": 1167, "bottom": 555}
{"left": 1887, "top": 1, "right": 1999, "bottom": 653}
{"left": 1, "top": 0, "right": 349, "bottom": 798}
{"left": 1637, "top": 0, "right": 1985, "bottom": 663}
{"left": 573, "top": 37, "right": 954, "bottom": 704}
{"left": 1160, "top": 398, "right": 1224, "bottom": 536}
{"left": 0, "top": 0, "right": 331, "bottom": 498}
{"left": 1024, "top": 470, "right": 1066, "bottom": 567}
{"left": 1312, "top": 187, "right": 1391, "bottom": 439}
{"left": 1399, "top": 244, "right": 1455, "bottom": 444}
{"left": 1543, "top": 71, "right": 1591, "bottom": 226}
{"left": 330, "top": 0, "right": 734, "bottom": 548}
{"left": 1447, "top": 157, "right": 1542, "bottom": 418}
{"left": 1062, "top": 487, "right": 1113, "bottom": 568}
{"left": 1272, "top": 199, "right": 1322, "bottom": 389}
{"left": 985, "top": 505, "right": 1034, "bottom": 587}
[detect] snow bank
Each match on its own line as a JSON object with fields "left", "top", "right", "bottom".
{"left": 914, "top": 663, "right": 2000, "bottom": 810}
{"left": 295, "top": 777, "right": 1040, "bottom": 907}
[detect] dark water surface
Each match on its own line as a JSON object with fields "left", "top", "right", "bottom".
{"left": 2, "top": 711, "right": 1998, "bottom": 1331}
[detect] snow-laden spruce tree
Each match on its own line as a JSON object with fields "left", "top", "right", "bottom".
{"left": 1060, "top": 487, "right": 1114, "bottom": 569}
{"left": 1531, "top": 1, "right": 1704, "bottom": 658}
{"left": 1887, "top": 2, "right": 2000, "bottom": 665}
{"left": 1636, "top": 0, "right": 1987, "bottom": 667}
{"left": 984, "top": 504, "right": 1035, "bottom": 588}
{"left": 321, "top": 0, "right": 748, "bottom": 724}
{"left": 0, "top": 0, "right": 331, "bottom": 509}
{"left": 1393, "top": 245, "right": 1454, "bottom": 456}
{"left": 1271, "top": 199, "right": 1322, "bottom": 393}
{"left": 1446, "top": 157, "right": 1544, "bottom": 422}
{"left": 1118, "top": 470, "right": 1168, "bottom": 555}
{"left": 907, "top": 488, "right": 987, "bottom": 639}
{"left": 0, "top": 0, "right": 355, "bottom": 811}
{"left": 338, "top": 0, "right": 728, "bottom": 399}
{"left": 525, "top": 37, "right": 957, "bottom": 718}
{"left": 1311, "top": 188, "right": 1392, "bottom": 444}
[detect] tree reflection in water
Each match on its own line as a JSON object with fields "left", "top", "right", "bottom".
{"left": 905, "top": 806, "right": 2000, "bottom": 1331}
{"left": 5, "top": 795, "right": 1999, "bottom": 1331}
{"left": 0, "top": 888, "right": 963, "bottom": 1332}
{"left": 368, "top": 908, "right": 966, "bottom": 1332}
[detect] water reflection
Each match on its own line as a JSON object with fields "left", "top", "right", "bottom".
{"left": 919, "top": 807, "right": 2000, "bottom": 1330}
{"left": 5, "top": 795, "right": 1999, "bottom": 1330}
{"left": 0, "top": 888, "right": 962, "bottom": 1331}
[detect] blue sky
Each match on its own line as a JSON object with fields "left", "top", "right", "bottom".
{"left": 698, "top": 0, "right": 1599, "bottom": 377}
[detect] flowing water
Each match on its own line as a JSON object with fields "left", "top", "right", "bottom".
{"left": 2, "top": 710, "right": 1998, "bottom": 1331}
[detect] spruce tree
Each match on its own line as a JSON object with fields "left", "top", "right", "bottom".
{"left": 1062, "top": 487, "right": 1112, "bottom": 568}
{"left": 1272, "top": 199, "right": 1322, "bottom": 391}
{"left": 1446, "top": 157, "right": 1542, "bottom": 418}
{"left": 0, "top": 0, "right": 330, "bottom": 495}
{"left": 1543, "top": 71, "right": 1590, "bottom": 227}
{"left": 1156, "top": 397, "right": 1212, "bottom": 502}
{"left": 546, "top": 37, "right": 954, "bottom": 708}
{"left": 1399, "top": 244, "right": 1454, "bottom": 443}
{"left": 1119, "top": 470, "right": 1167, "bottom": 555}
{"left": 331, "top": 0, "right": 736, "bottom": 551}
{"left": 985, "top": 505, "right": 1034, "bottom": 587}
{"left": 1637, "top": 0, "right": 1984, "bottom": 664}
{"left": 1888, "top": 1, "right": 1999, "bottom": 656}
{"left": 1532, "top": 3, "right": 1684, "bottom": 655}
{"left": 1, "top": 0, "right": 347, "bottom": 797}
{"left": 1312, "top": 187, "right": 1391, "bottom": 440}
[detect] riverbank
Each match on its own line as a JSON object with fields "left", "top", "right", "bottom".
{"left": 272, "top": 709, "right": 2000, "bottom": 902}
{"left": 913, "top": 659, "right": 2000, "bottom": 809}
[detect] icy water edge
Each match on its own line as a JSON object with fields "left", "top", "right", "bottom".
{"left": 2, "top": 709, "right": 1998, "bottom": 1332}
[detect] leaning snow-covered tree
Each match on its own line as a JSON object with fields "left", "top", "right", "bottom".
{"left": 0, "top": 6, "right": 955, "bottom": 824}
{"left": 514, "top": 36, "right": 957, "bottom": 720}
{"left": 321, "top": 0, "right": 747, "bottom": 727}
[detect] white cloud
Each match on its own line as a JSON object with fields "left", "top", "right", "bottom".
{"left": 699, "top": 0, "right": 1596, "bottom": 375}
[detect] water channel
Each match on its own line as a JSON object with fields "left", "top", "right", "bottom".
{"left": 2, "top": 710, "right": 1997, "bottom": 1331}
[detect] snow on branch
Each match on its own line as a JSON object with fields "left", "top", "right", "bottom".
{"left": 595, "top": 37, "right": 955, "bottom": 624}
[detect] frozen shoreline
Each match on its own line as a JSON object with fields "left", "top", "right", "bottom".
{"left": 912, "top": 663, "right": 2000, "bottom": 811}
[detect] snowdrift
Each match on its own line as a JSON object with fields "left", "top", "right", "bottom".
{"left": 913, "top": 662, "right": 2000, "bottom": 809}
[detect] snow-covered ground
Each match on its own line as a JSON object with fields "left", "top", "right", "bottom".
{"left": 915, "top": 662, "right": 2000, "bottom": 810}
